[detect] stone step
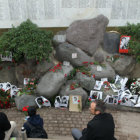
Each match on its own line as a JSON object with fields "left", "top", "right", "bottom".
{"left": 13, "top": 135, "right": 73, "bottom": 140}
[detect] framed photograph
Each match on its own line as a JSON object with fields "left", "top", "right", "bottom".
{"left": 119, "top": 35, "right": 131, "bottom": 53}
{"left": 69, "top": 95, "right": 82, "bottom": 112}
{"left": 24, "top": 78, "right": 30, "bottom": 85}
{"left": 60, "top": 96, "right": 69, "bottom": 107}
{"left": 94, "top": 81, "right": 103, "bottom": 90}
{"left": 54, "top": 96, "right": 61, "bottom": 108}
{"left": 35, "top": 96, "right": 51, "bottom": 108}
{"left": 110, "top": 84, "right": 118, "bottom": 92}
{"left": 90, "top": 90, "right": 103, "bottom": 100}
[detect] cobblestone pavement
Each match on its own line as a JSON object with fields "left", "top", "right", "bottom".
{"left": 1, "top": 107, "right": 140, "bottom": 140}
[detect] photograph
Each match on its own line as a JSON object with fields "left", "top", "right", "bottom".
{"left": 94, "top": 80, "right": 103, "bottom": 90}
{"left": 110, "top": 84, "right": 119, "bottom": 92}
{"left": 54, "top": 96, "right": 61, "bottom": 108}
{"left": 0, "top": 51, "right": 12, "bottom": 61}
{"left": 119, "top": 35, "right": 131, "bottom": 53}
{"left": 24, "top": 78, "right": 30, "bottom": 85}
{"left": 72, "top": 96, "right": 79, "bottom": 104}
{"left": 60, "top": 96, "right": 69, "bottom": 107}
{"left": 90, "top": 90, "right": 103, "bottom": 100}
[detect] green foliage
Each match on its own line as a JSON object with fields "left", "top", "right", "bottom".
{"left": 0, "top": 19, "right": 53, "bottom": 62}
{"left": 118, "top": 23, "right": 140, "bottom": 62}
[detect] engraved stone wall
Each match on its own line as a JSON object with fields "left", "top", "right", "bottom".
{"left": 0, "top": 0, "right": 139, "bottom": 28}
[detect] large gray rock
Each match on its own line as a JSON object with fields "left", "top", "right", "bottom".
{"left": 130, "top": 63, "right": 140, "bottom": 78}
{"left": 66, "top": 15, "right": 109, "bottom": 56}
{"left": 59, "top": 84, "right": 88, "bottom": 108}
{"left": 94, "top": 48, "right": 105, "bottom": 63}
{"left": 15, "top": 94, "right": 37, "bottom": 111}
{"left": 15, "top": 63, "right": 36, "bottom": 87}
{"left": 110, "top": 55, "right": 135, "bottom": 76}
{"left": 76, "top": 72, "right": 95, "bottom": 91}
{"left": 35, "top": 60, "right": 54, "bottom": 78}
{"left": 53, "top": 31, "right": 66, "bottom": 47}
{"left": 55, "top": 42, "right": 92, "bottom": 67}
{"left": 103, "top": 32, "right": 120, "bottom": 54}
{"left": 0, "top": 62, "right": 17, "bottom": 85}
{"left": 90, "top": 62, "right": 116, "bottom": 80}
{"left": 37, "top": 65, "right": 73, "bottom": 98}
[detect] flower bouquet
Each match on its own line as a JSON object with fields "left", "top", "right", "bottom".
{"left": 0, "top": 89, "right": 15, "bottom": 109}
{"left": 22, "top": 106, "right": 29, "bottom": 116}
{"left": 130, "top": 78, "right": 140, "bottom": 104}
{"left": 70, "top": 83, "right": 80, "bottom": 90}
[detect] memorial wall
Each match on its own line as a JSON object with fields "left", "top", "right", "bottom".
{"left": 0, "top": 0, "right": 140, "bottom": 28}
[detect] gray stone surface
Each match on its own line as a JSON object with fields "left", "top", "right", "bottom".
{"left": 15, "top": 63, "right": 36, "bottom": 87}
{"left": 35, "top": 60, "right": 54, "bottom": 78}
{"left": 130, "top": 63, "right": 140, "bottom": 78}
{"left": 55, "top": 42, "right": 92, "bottom": 67}
{"left": 59, "top": 84, "right": 88, "bottom": 108}
{"left": 103, "top": 32, "right": 120, "bottom": 54}
{"left": 0, "top": 62, "right": 17, "bottom": 85}
{"left": 37, "top": 65, "right": 73, "bottom": 98}
{"left": 76, "top": 72, "right": 95, "bottom": 91}
{"left": 90, "top": 62, "right": 116, "bottom": 80}
{"left": 53, "top": 31, "right": 66, "bottom": 47}
{"left": 66, "top": 15, "right": 109, "bottom": 56}
{"left": 15, "top": 94, "right": 37, "bottom": 111}
{"left": 94, "top": 48, "right": 105, "bottom": 63}
{"left": 110, "top": 55, "right": 135, "bottom": 76}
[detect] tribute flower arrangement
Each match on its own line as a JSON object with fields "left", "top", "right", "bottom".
{"left": 130, "top": 78, "right": 140, "bottom": 95}
{"left": 22, "top": 106, "right": 29, "bottom": 116}
{"left": 70, "top": 82, "right": 80, "bottom": 90}
{"left": 49, "top": 62, "right": 62, "bottom": 72}
{"left": 0, "top": 89, "right": 14, "bottom": 109}
{"left": 18, "top": 78, "right": 38, "bottom": 96}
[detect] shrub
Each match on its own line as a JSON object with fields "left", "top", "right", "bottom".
{"left": 0, "top": 19, "right": 53, "bottom": 62}
{"left": 118, "top": 23, "right": 140, "bottom": 62}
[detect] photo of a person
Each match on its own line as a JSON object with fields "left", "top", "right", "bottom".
{"left": 120, "top": 37, "right": 130, "bottom": 49}
{"left": 72, "top": 96, "right": 78, "bottom": 104}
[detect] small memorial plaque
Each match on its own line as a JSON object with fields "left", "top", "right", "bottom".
{"left": 72, "top": 53, "right": 77, "bottom": 59}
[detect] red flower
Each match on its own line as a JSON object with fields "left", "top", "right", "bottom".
{"left": 78, "top": 100, "right": 80, "bottom": 102}
{"left": 134, "top": 82, "right": 136, "bottom": 84}
{"left": 82, "top": 62, "right": 88, "bottom": 64}
{"left": 89, "top": 98, "right": 91, "bottom": 101}
{"left": 92, "top": 74, "right": 95, "bottom": 78}
{"left": 0, "top": 66, "right": 3, "bottom": 70}
{"left": 12, "top": 59, "right": 15, "bottom": 63}
{"left": 1, "top": 88, "right": 5, "bottom": 92}
{"left": 36, "top": 61, "right": 39, "bottom": 64}
{"left": 82, "top": 72, "right": 86, "bottom": 75}
{"left": 118, "top": 100, "right": 121, "bottom": 103}
{"left": 90, "top": 62, "right": 94, "bottom": 65}
{"left": 22, "top": 106, "right": 29, "bottom": 112}
{"left": 64, "top": 74, "right": 67, "bottom": 77}
{"left": 70, "top": 85, "right": 75, "bottom": 90}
